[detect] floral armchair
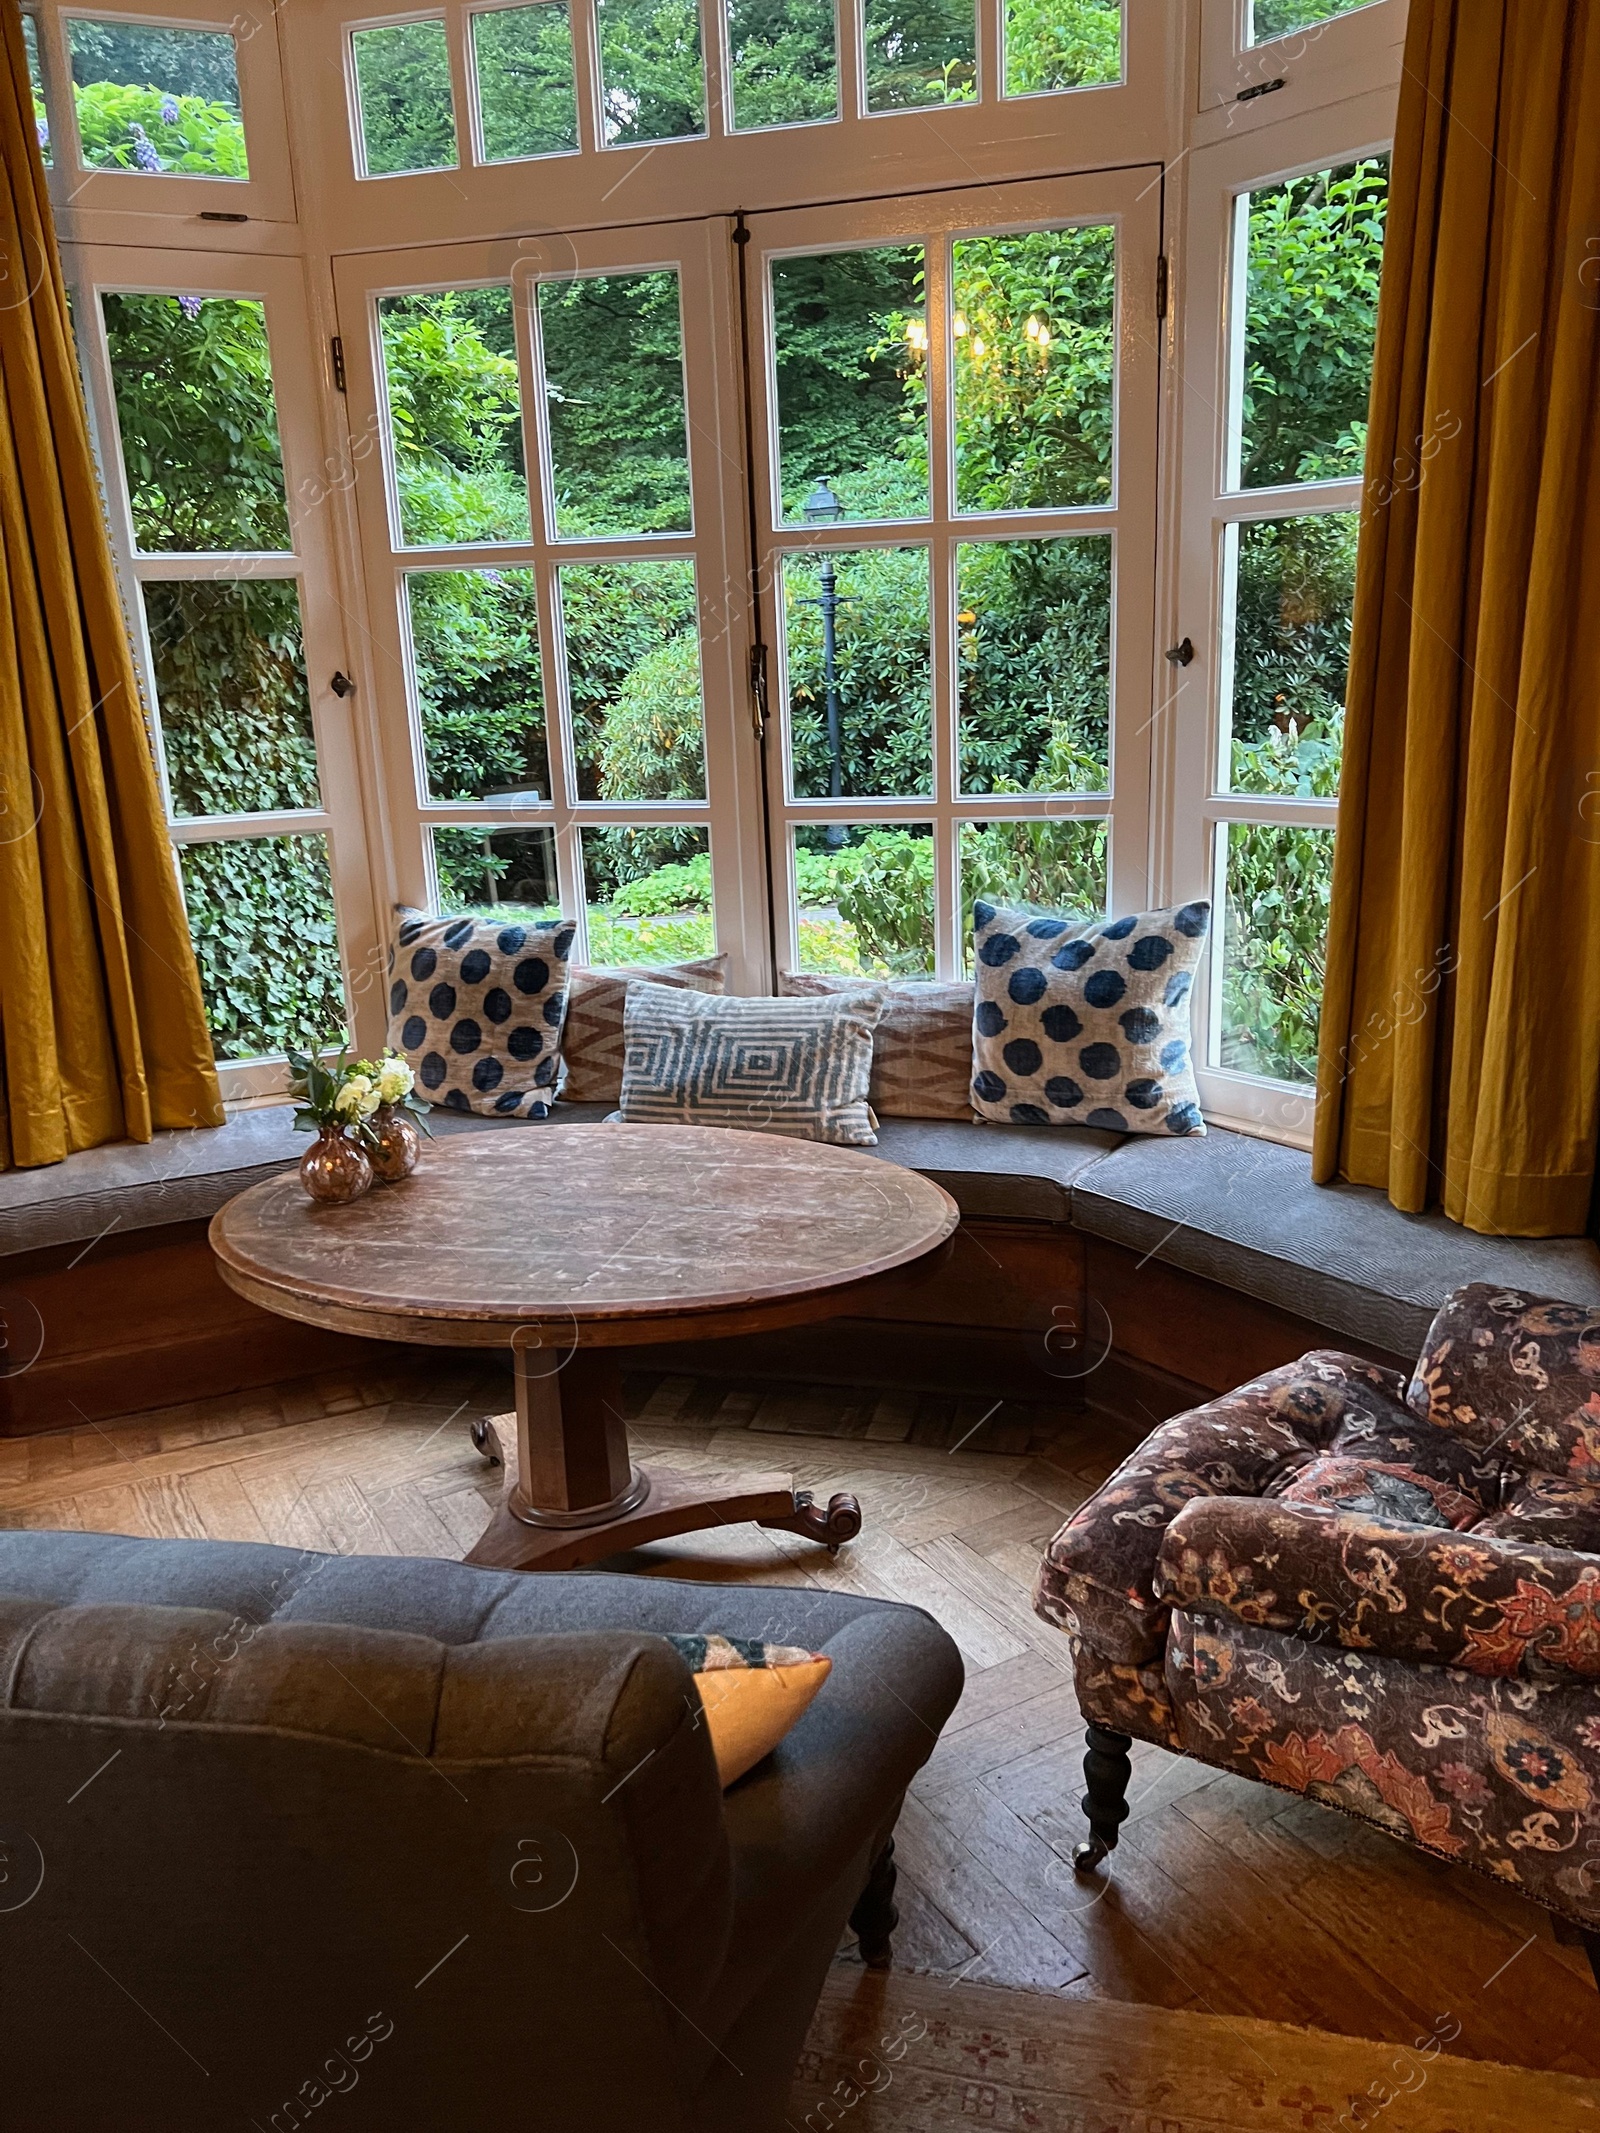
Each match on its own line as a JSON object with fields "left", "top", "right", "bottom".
{"left": 1033, "top": 1283, "right": 1600, "bottom": 1985}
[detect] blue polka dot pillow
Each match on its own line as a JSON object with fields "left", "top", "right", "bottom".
{"left": 970, "top": 899, "right": 1210, "bottom": 1136}
{"left": 385, "top": 907, "right": 575, "bottom": 1117}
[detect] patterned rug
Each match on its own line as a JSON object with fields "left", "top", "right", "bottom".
{"left": 791, "top": 1966, "right": 1597, "bottom": 2132}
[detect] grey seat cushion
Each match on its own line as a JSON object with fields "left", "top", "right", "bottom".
{"left": 0, "top": 1103, "right": 606, "bottom": 1255}
{"left": 864, "top": 1116, "right": 1118, "bottom": 1222}
{"left": 1071, "top": 1128, "right": 1600, "bottom": 1357}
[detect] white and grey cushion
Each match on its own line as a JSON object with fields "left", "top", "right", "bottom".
{"left": 970, "top": 899, "right": 1210, "bottom": 1136}
{"left": 386, "top": 907, "right": 575, "bottom": 1118}
{"left": 616, "top": 982, "right": 882, "bottom": 1145}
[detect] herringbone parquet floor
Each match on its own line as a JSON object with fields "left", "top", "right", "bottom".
{"left": 4, "top": 1357, "right": 1597, "bottom": 2079}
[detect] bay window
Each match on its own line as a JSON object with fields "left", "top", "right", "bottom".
{"left": 29, "top": 0, "right": 1406, "bottom": 1137}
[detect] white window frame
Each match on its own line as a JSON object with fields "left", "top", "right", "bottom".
{"left": 743, "top": 173, "right": 1161, "bottom": 981}
{"left": 66, "top": 244, "right": 382, "bottom": 1093}
{"left": 462, "top": 0, "right": 586, "bottom": 167}
{"left": 35, "top": 0, "right": 297, "bottom": 223}
{"left": 330, "top": 220, "right": 769, "bottom": 991}
{"left": 28, "top": 0, "right": 1413, "bottom": 1129}
{"left": 1196, "top": 0, "right": 1404, "bottom": 127}
{"left": 1165, "top": 84, "right": 1397, "bottom": 1145}
{"left": 276, "top": 0, "right": 1170, "bottom": 255}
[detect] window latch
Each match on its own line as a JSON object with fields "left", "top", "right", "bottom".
{"left": 1165, "top": 638, "right": 1195, "bottom": 668}
{"left": 749, "top": 643, "right": 768, "bottom": 738}
{"left": 330, "top": 672, "right": 356, "bottom": 698}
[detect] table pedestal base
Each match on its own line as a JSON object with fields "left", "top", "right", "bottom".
{"left": 461, "top": 1346, "right": 862, "bottom": 1573}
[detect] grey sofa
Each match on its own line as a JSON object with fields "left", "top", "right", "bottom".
{"left": 0, "top": 1532, "right": 962, "bottom": 2132}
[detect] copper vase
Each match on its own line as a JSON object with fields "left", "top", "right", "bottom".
{"left": 369, "top": 1103, "right": 422, "bottom": 1184}
{"left": 299, "top": 1122, "right": 373, "bottom": 1205}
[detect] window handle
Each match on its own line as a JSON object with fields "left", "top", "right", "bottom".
{"left": 1165, "top": 638, "right": 1195, "bottom": 667}
{"left": 331, "top": 672, "right": 356, "bottom": 698}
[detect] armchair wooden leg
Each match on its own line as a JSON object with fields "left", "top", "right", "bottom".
{"left": 849, "top": 1837, "right": 899, "bottom": 1971}
{"left": 1073, "top": 1724, "right": 1133, "bottom": 1874}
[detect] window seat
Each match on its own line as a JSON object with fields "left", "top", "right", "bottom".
{"left": 4, "top": 1104, "right": 1597, "bottom": 1372}
{"left": 1069, "top": 1132, "right": 1600, "bottom": 1360}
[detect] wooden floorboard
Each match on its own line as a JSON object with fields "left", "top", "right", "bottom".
{"left": 3, "top": 1355, "right": 1596, "bottom": 2078}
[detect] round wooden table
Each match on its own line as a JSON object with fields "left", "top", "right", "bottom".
{"left": 210, "top": 1125, "right": 959, "bottom": 1571}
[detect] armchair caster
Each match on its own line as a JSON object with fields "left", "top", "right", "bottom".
{"left": 1073, "top": 1724, "right": 1132, "bottom": 1876}
{"left": 850, "top": 1837, "right": 899, "bottom": 1970}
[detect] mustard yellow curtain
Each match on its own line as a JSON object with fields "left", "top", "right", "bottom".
{"left": 1313, "top": 0, "right": 1600, "bottom": 1237}
{"left": 0, "top": 4, "right": 222, "bottom": 1170}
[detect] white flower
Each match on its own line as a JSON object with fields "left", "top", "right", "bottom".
{"left": 334, "top": 1072, "right": 379, "bottom": 1119}
{"left": 377, "top": 1059, "right": 414, "bottom": 1104}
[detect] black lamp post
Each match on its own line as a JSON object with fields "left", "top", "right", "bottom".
{"left": 802, "top": 477, "right": 846, "bottom": 850}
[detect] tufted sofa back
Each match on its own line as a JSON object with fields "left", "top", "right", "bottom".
{"left": 1409, "top": 1284, "right": 1600, "bottom": 1485}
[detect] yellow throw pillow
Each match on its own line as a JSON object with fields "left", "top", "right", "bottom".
{"left": 664, "top": 1634, "right": 832, "bottom": 1787}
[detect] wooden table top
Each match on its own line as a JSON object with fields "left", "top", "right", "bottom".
{"left": 210, "top": 1124, "right": 959, "bottom": 1347}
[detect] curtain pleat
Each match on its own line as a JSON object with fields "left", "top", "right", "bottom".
{"left": 1314, "top": 0, "right": 1600, "bottom": 1236}
{"left": 0, "top": 1, "right": 222, "bottom": 1170}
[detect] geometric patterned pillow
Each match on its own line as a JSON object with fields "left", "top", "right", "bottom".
{"left": 616, "top": 981, "right": 882, "bottom": 1145}
{"left": 777, "top": 970, "right": 974, "bottom": 1120}
{"left": 385, "top": 905, "right": 575, "bottom": 1118}
{"left": 970, "top": 898, "right": 1210, "bottom": 1136}
{"left": 561, "top": 954, "right": 728, "bottom": 1104}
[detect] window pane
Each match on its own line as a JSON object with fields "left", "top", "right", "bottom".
{"left": 538, "top": 272, "right": 692, "bottom": 536}
{"left": 596, "top": 0, "right": 705, "bottom": 144}
{"left": 432, "top": 824, "right": 560, "bottom": 916}
{"left": 23, "top": 15, "right": 50, "bottom": 166}
{"left": 378, "top": 289, "right": 529, "bottom": 546}
{"left": 408, "top": 569, "right": 549, "bottom": 804}
{"left": 959, "top": 817, "right": 1106, "bottom": 964}
{"left": 581, "top": 825, "right": 713, "bottom": 965}
{"left": 952, "top": 225, "right": 1115, "bottom": 513}
{"left": 1251, "top": 0, "right": 1376, "bottom": 43}
{"left": 179, "top": 834, "right": 345, "bottom": 1060}
{"left": 958, "top": 536, "right": 1109, "bottom": 796}
{"left": 864, "top": 0, "right": 975, "bottom": 111}
{"left": 793, "top": 824, "right": 934, "bottom": 976}
{"left": 352, "top": 20, "right": 457, "bottom": 176}
{"left": 1237, "top": 158, "right": 1388, "bottom": 488}
{"left": 472, "top": 2, "right": 579, "bottom": 160}
{"left": 558, "top": 560, "right": 703, "bottom": 801}
{"left": 728, "top": 0, "right": 837, "bottom": 131}
{"left": 67, "top": 18, "right": 246, "bottom": 177}
{"left": 146, "top": 581, "right": 317, "bottom": 818}
{"left": 772, "top": 246, "right": 927, "bottom": 525}
{"left": 1224, "top": 512, "right": 1354, "bottom": 797}
{"left": 1218, "top": 821, "right": 1333, "bottom": 1084}
{"left": 102, "top": 294, "right": 289, "bottom": 553}
{"left": 782, "top": 548, "right": 931, "bottom": 800}
{"left": 1004, "top": 0, "right": 1120, "bottom": 96}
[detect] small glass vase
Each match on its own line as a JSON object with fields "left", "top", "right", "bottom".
{"left": 299, "top": 1122, "right": 374, "bottom": 1206}
{"left": 368, "top": 1102, "right": 422, "bottom": 1184}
